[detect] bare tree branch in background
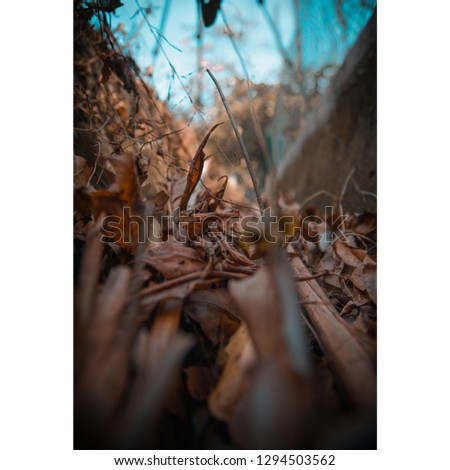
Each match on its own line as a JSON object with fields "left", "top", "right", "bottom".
{"left": 259, "top": 1, "right": 303, "bottom": 88}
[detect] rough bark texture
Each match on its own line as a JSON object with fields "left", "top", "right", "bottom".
{"left": 279, "top": 10, "right": 376, "bottom": 214}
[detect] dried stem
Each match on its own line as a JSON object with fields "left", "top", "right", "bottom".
{"left": 206, "top": 68, "right": 265, "bottom": 214}
{"left": 338, "top": 167, "right": 355, "bottom": 216}
{"left": 294, "top": 271, "right": 330, "bottom": 282}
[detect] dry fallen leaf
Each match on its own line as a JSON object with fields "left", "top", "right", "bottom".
{"left": 184, "top": 288, "right": 240, "bottom": 345}
{"left": 179, "top": 123, "right": 223, "bottom": 211}
{"left": 351, "top": 262, "right": 377, "bottom": 304}
{"left": 141, "top": 241, "right": 206, "bottom": 280}
{"left": 75, "top": 153, "right": 145, "bottom": 251}
{"left": 334, "top": 240, "right": 367, "bottom": 268}
{"left": 114, "top": 307, "right": 194, "bottom": 449}
{"left": 228, "top": 266, "right": 283, "bottom": 360}
{"left": 208, "top": 175, "right": 228, "bottom": 211}
{"left": 185, "top": 366, "right": 217, "bottom": 402}
{"left": 289, "top": 244, "right": 376, "bottom": 410}
{"left": 228, "top": 256, "right": 311, "bottom": 376}
{"left": 347, "top": 211, "right": 377, "bottom": 236}
{"left": 208, "top": 324, "right": 257, "bottom": 421}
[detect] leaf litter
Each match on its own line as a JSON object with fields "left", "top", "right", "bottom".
{"left": 74, "top": 2, "right": 376, "bottom": 450}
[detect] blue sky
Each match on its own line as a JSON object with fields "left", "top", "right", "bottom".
{"left": 105, "top": 0, "right": 375, "bottom": 119}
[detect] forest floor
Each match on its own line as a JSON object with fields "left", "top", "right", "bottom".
{"left": 74, "top": 2, "right": 376, "bottom": 450}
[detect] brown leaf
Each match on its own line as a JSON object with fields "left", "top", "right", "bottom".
{"left": 352, "top": 262, "right": 377, "bottom": 304}
{"left": 351, "top": 263, "right": 366, "bottom": 291}
{"left": 228, "top": 254, "right": 311, "bottom": 377}
{"left": 75, "top": 256, "right": 134, "bottom": 446}
{"left": 334, "top": 240, "right": 367, "bottom": 268}
{"left": 179, "top": 123, "right": 222, "bottom": 211}
{"left": 185, "top": 366, "right": 216, "bottom": 402}
{"left": 140, "top": 276, "right": 200, "bottom": 307}
{"left": 363, "top": 263, "right": 377, "bottom": 304}
{"left": 184, "top": 289, "right": 240, "bottom": 345}
{"left": 95, "top": 265, "right": 132, "bottom": 321}
{"left": 208, "top": 175, "right": 228, "bottom": 211}
{"left": 75, "top": 221, "right": 104, "bottom": 324}
{"left": 289, "top": 244, "right": 376, "bottom": 411}
{"left": 115, "top": 104, "right": 128, "bottom": 119}
{"left": 347, "top": 211, "right": 377, "bottom": 236}
{"left": 318, "top": 248, "right": 343, "bottom": 275}
{"left": 111, "top": 153, "right": 142, "bottom": 211}
{"left": 152, "top": 298, "right": 184, "bottom": 332}
{"left": 74, "top": 155, "right": 94, "bottom": 188}
{"left": 101, "top": 60, "right": 112, "bottom": 84}
{"left": 208, "top": 324, "right": 257, "bottom": 421}
{"left": 115, "top": 323, "right": 194, "bottom": 449}
{"left": 324, "top": 273, "right": 342, "bottom": 288}
{"left": 228, "top": 266, "right": 283, "bottom": 360}
{"left": 151, "top": 189, "right": 169, "bottom": 208}
{"left": 142, "top": 241, "right": 206, "bottom": 280}
{"left": 352, "top": 312, "right": 377, "bottom": 337}
{"left": 76, "top": 153, "right": 144, "bottom": 251}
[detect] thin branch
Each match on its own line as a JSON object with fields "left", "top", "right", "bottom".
{"left": 338, "top": 167, "right": 355, "bottom": 216}
{"left": 135, "top": 0, "right": 198, "bottom": 111}
{"left": 293, "top": 0, "right": 303, "bottom": 73}
{"left": 152, "top": 0, "right": 172, "bottom": 60}
{"left": 299, "top": 189, "right": 340, "bottom": 210}
{"left": 206, "top": 68, "right": 265, "bottom": 214}
{"left": 260, "top": 4, "right": 295, "bottom": 73}
{"left": 352, "top": 178, "right": 377, "bottom": 200}
{"left": 74, "top": 117, "right": 111, "bottom": 133}
{"left": 294, "top": 271, "right": 330, "bottom": 282}
{"left": 196, "top": 0, "right": 204, "bottom": 107}
{"left": 138, "top": 127, "right": 186, "bottom": 151}
{"left": 140, "top": 267, "right": 247, "bottom": 300}
{"left": 86, "top": 142, "right": 102, "bottom": 188}
{"left": 198, "top": 178, "right": 261, "bottom": 213}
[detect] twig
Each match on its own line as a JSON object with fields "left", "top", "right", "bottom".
{"left": 196, "top": 0, "right": 204, "bottom": 107}
{"left": 135, "top": 0, "right": 197, "bottom": 109}
{"left": 198, "top": 178, "right": 260, "bottom": 213}
{"left": 206, "top": 68, "right": 265, "bottom": 214}
{"left": 152, "top": 0, "right": 172, "bottom": 60}
{"left": 74, "top": 117, "right": 110, "bottom": 133}
{"left": 299, "top": 189, "right": 340, "bottom": 210}
{"left": 343, "top": 230, "right": 377, "bottom": 246}
{"left": 338, "top": 167, "right": 355, "bottom": 216}
{"left": 294, "top": 271, "right": 329, "bottom": 282}
{"left": 86, "top": 142, "right": 102, "bottom": 188}
{"left": 260, "top": 4, "right": 293, "bottom": 67}
{"left": 140, "top": 267, "right": 247, "bottom": 298}
{"left": 293, "top": 0, "right": 303, "bottom": 73}
{"left": 353, "top": 178, "right": 377, "bottom": 200}
{"left": 138, "top": 127, "right": 186, "bottom": 151}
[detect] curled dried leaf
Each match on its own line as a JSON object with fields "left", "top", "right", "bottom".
{"left": 179, "top": 123, "right": 223, "bottom": 211}
{"left": 208, "top": 175, "right": 228, "bottom": 211}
